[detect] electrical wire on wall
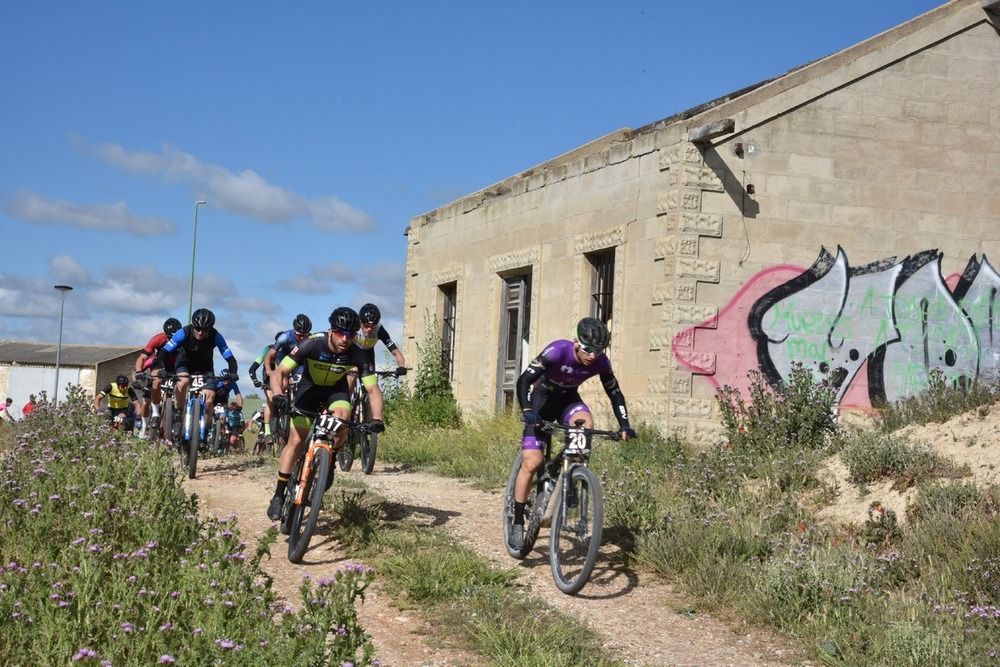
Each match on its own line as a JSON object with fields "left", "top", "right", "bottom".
{"left": 739, "top": 169, "right": 753, "bottom": 265}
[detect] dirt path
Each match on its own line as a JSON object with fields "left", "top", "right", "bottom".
{"left": 184, "top": 457, "right": 811, "bottom": 666}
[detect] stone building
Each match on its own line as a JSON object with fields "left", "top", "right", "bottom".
{"left": 402, "top": 0, "right": 1000, "bottom": 443}
{"left": 0, "top": 341, "right": 142, "bottom": 410}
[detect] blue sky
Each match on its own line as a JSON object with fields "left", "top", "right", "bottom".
{"left": 0, "top": 0, "right": 943, "bottom": 368}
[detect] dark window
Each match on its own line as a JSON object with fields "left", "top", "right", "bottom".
{"left": 587, "top": 249, "right": 614, "bottom": 324}
{"left": 440, "top": 282, "right": 457, "bottom": 382}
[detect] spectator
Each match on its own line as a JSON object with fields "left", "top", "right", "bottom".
{"left": 22, "top": 395, "right": 37, "bottom": 417}
{"left": 0, "top": 398, "right": 15, "bottom": 423}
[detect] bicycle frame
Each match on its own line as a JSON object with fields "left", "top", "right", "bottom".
{"left": 292, "top": 411, "right": 342, "bottom": 506}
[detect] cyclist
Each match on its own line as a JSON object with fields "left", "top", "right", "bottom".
{"left": 248, "top": 338, "right": 276, "bottom": 444}
{"left": 223, "top": 401, "right": 246, "bottom": 450}
{"left": 354, "top": 303, "right": 407, "bottom": 376}
{"left": 94, "top": 374, "right": 142, "bottom": 428}
{"left": 213, "top": 374, "right": 243, "bottom": 410}
{"left": 160, "top": 308, "right": 239, "bottom": 441}
{"left": 134, "top": 317, "right": 182, "bottom": 435}
{"left": 507, "top": 317, "right": 635, "bottom": 551}
{"left": 265, "top": 307, "right": 385, "bottom": 521}
{"left": 265, "top": 314, "right": 312, "bottom": 443}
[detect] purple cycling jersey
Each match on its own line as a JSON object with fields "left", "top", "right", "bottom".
{"left": 533, "top": 339, "right": 612, "bottom": 393}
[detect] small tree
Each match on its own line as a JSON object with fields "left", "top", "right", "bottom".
{"left": 411, "top": 312, "right": 461, "bottom": 427}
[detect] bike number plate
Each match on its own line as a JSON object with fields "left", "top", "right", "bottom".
{"left": 315, "top": 412, "right": 339, "bottom": 437}
{"left": 565, "top": 427, "right": 589, "bottom": 455}
{"left": 190, "top": 375, "right": 206, "bottom": 391}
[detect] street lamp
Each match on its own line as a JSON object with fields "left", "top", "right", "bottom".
{"left": 53, "top": 284, "right": 73, "bottom": 404}
{"left": 187, "top": 200, "right": 207, "bottom": 322}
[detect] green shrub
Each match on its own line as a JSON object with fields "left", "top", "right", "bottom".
{"left": 838, "top": 427, "right": 948, "bottom": 485}
{"left": 875, "top": 368, "right": 1000, "bottom": 431}
{"left": 716, "top": 364, "right": 837, "bottom": 461}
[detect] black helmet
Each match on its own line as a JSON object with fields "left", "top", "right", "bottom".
{"left": 293, "top": 313, "right": 312, "bottom": 335}
{"left": 329, "top": 307, "right": 361, "bottom": 332}
{"left": 575, "top": 317, "right": 610, "bottom": 350}
{"left": 163, "top": 317, "right": 182, "bottom": 336}
{"left": 191, "top": 308, "right": 215, "bottom": 330}
{"left": 359, "top": 303, "right": 381, "bottom": 325}
{"left": 116, "top": 374, "right": 129, "bottom": 386}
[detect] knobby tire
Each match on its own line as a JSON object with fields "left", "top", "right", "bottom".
{"left": 186, "top": 400, "right": 201, "bottom": 480}
{"left": 160, "top": 400, "right": 173, "bottom": 443}
{"left": 502, "top": 452, "right": 538, "bottom": 559}
{"left": 549, "top": 465, "right": 603, "bottom": 595}
{"left": 359, "top": 394, "right": 377, "bottom": 474}
{"left": 287, "top": 446, "right": 331, "bottom": 563}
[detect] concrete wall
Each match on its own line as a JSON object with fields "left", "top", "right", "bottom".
{"left": 403, "top": 0, "right": 1000, "bottom": 442}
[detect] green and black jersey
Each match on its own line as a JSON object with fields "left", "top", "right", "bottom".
{"left": 278, "top": 335, "right": 377, "bottom": 392}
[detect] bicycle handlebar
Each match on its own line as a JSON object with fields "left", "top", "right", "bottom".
{"left": 539, "top": 420, "right": 624, "bottom": 440}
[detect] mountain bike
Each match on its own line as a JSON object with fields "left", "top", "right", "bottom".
{"left": 173, "top": 371, "right": 234, "bottom": 479}
{"left": 337, "top": 369, "right": 399, "bottom": 474}
{"left": 136, "top": 370, "right": 174, "bottom": 442}
{"left": 277, "top": 410, "right": 370, "bottom": 563}
{"left": 502, "top": 419, "right": 623, "bottom": 595}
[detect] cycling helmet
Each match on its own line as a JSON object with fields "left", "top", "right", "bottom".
{"left": 329, "top": 307, "right": 361, "bottom": 332}
{"left": 191, "top": 308, "right": 216, "bottom": 330}
{"left": 292, "top": 313, "right": 312, "bottom": 335}
{"left": 359, "top": 303, "right": 381, "bottom": 325}
{"left": 116, "top": 374, "right": 129, "bottom": 386}
{"left": 575, "top": 317, "right": 610, "bottom": 350}
{"left": 163, "top": 317, "right": 182, "bottom": 337}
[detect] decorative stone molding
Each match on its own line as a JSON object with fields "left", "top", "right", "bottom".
{"left": 677, "top": 257, "right": 721, "bottom": 282}
{"left": 432, "top": 266, "right": 463, "bottom": 285}
{"left": 679, "top": 212, "right": 724, "bottom": 237}
{"left": 574, "top": 226, "right": 625, "bottom": 254}
{"left": 488, "top": 248, "right": 540, "bottom": 274}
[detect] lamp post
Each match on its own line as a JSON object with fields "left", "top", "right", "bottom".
{"left": 187, "top": 200, "right": 207, "bottom": 322}
{"left": 53, "top": 284, "right": 73, "bottom": 404}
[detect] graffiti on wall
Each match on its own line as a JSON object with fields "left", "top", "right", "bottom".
{"left": 673, "top": 246, "right": 1000, "bottom": 409}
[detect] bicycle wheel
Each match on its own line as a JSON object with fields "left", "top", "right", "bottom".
{"left": 186, "top": 400, "right": 201, "bottom": 480}
{"left": 549, "top": 465, "right": 603, "bottom": 595}
{"left": 287, "top": 446, "right": 331, "bottom": 564}
{"left": 211, "top": 419, "right": 223, "bottom": 454}
{"left": 502, "top": 452, "right": 538, "bottom": 559}
{"left": 359, "top": 395, "right": 377, "bottom": 474}
{"left": 160, "top": 400, "right": 173, "bottom": 443}
{"left": 337, "top": 439, "right": 355, "bottom": 471}
{"left": 277, "top": 410, "right": 290, "bottom": 450}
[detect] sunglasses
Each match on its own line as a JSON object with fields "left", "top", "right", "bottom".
{"left": 332, "top": 329, "right": 357, "bottom": 339}
{"left": 580, "top": 344, "right": 605, "bottom": 356}
{"left": 193, "top": 327, "right": 208, "bottom": 333}
{"left": 295, "top": 332, "right": 310, "bottom": 340}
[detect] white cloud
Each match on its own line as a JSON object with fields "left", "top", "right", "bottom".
{"left": 5, "top": 189, "right": 177, "bottom": 236}
{"left": 49, "top": 255, "right": 92, "bottom": 285}
{"left": 88, "top": 140, "right": 379, "bottom": 233}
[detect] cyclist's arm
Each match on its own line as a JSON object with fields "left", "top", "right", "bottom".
{"left": 135, "top": 351, "right": 151, "bottom": 375}
{"left": 162, "top": 329, "right": 185, "bottom": 354}
{"left": 599, "top": 371, "right": 631, "bottom": 430}
{"left": 213, "top": 332, "right": 239, "bottom": 375}
{"left": 94, "top": 386, "right": 110, "bottom": 411}
{"left": 515, "top": 357, "right": 547, "bottom": 410}
{"left": 269, "top": 357, "right": 295, "bottom": 400}
{"left": 263, "top": 348, "right": 277, "bottom": 375}
{"left": 377, "top": 326, "right": 407, "bottom": 368}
